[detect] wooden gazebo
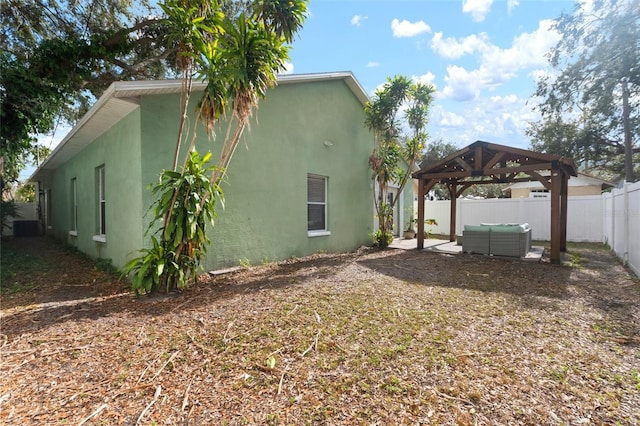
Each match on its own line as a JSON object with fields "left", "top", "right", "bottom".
{"left": 412, "top": 141, "right": 578, "bottom": 264}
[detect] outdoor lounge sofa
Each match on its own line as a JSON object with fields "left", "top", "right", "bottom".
{"left": 462, "top": 223, "right": 532, "bottom": 258}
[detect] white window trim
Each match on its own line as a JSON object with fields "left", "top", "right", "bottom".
{"left": 97, "top": 165, "right": 106, "bottom": 236}
{"left": 307, "top": 174, "right": 329, "bottom": 235}
{"left": 308, "top": 230, "right": 331, "bottom": 237}
{"left": 92, "top": 234, "right": 106, "bottom": 243}
{"left": 71, "top": 177, "right": 78, "bottom": 234}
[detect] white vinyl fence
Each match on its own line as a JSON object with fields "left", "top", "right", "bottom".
{"left": 421, "top": 183, "right": 640, "bottom": 276}
{"left": 603, "top": 181, "right": 640, "bottom": 277}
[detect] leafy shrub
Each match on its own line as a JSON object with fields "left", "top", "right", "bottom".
{"left": 123, "top": 150, "right": 222, "bottom": 295}
{"left": 372, "top": 229, "right": 393, "bottom": 248}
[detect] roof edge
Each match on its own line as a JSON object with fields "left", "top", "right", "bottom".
{"left": 29, "top": 72, "right": 368, "bottom": 182}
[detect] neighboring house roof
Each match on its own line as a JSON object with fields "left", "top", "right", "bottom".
{"left": 29, "top": 72, "right": 368, "bottom": 181}
{"left": 505, "top": 171, "right": 615, "bottom": 190}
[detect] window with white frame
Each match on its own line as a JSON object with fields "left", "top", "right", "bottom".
{"left": 307, "top": 174, "right": 328, "bottom": 235}
{"left": 97, "top": 165, "right": 106, "bottom": 236}
{"left": 70, "top": 178, "right": 77, "bottom": 235}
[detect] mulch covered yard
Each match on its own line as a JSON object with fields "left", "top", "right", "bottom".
{"left": 1, "top": 237, "right": 639, "bottom": 425}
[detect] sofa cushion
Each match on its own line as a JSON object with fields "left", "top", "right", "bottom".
{"left": 464, "top": 225, "right": 490, "bottom": 232}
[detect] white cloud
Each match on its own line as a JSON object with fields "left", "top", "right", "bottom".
{"left": 431, "top": 32, "right": 490, "bottom": 59}
{"left": 462, "top": 0, "right": 493, "bottom": 22}
{"left": 369, "top": 82, "right": 387, "bottom": 98}
{"left": 442, "top": 65, "right": 481, "bottom": 102}
{"left": 281, "top": 61, "right": 294, "bottom": 75}
{"left": 529, "top": 68, "right": 553, "bottom": 85}
{"left": 366, "top": 61, "right": 380, "bottom": 68}
{"left": 477, "top": 95, "right": 534, "bottom": 144}
{"left": 507, "top": 0, "right": 520, "bottom": 15}
{"left": 481, "top": 19, "right": 560, "bottom": 74}
{"left": 437, "top": 20, "right": 561, "bottom": 99}
{"left": 438, "top": 110, "right": 466, "bottom": 128}
{"left": 411, "top": 72, "right": 437, "bottom": 88}
{"left": 391, "top": 19, "right": 431, "bottom": 38}
{"left": 351, "top": 15, "right": 367, "bottom": 27}
{"left": 578, "top": 0, "right": 596, "bottom": 15}
{"left": 430, "top": 94, "right": 539, "bottom": 148}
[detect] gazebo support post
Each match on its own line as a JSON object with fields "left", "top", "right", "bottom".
{"left": 560, "top": 175, "right": 569, "bottom": 252}
{"left": 417, "top": 178, "right": 426, "bottom": 249}
{"left": 448, "top": 183, "right": 458, "bottom": 242}
{"left": 550, "top": 169, "right": 562, "bottom": 264}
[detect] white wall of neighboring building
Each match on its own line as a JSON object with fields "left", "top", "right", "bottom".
{"left": 2, "top": 202, "right": 38, "bottom": 236}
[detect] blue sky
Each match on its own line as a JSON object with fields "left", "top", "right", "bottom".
{"left": 286, "top": 0, "right": 575, "bottom": 150}
{"left": 26, "top": 0, "right": 576, "bottom": 180}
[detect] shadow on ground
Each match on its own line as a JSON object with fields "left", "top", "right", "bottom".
{"left": 2, "top": 237, "right": 638, "bottom": 342}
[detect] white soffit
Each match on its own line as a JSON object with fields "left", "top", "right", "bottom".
{"left": 33, "top": 95, "right": 140, "bottom": 173}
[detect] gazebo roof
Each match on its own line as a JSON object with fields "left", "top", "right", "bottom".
{"left": 413, "top": 140, "right": 577, "bottom": 184}
{"left": 412, "top": 140, "right": 578, "bottom": 264}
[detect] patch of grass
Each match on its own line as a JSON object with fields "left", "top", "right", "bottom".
{"left": 0, "top": 242, "right": 50, "bottom": 294}
{"left": 564, "top": 251, "right": 584, "bottom": 268}
{"left": 94, "top": 257, "right": 119, "bottom": 275}
{"left": 632, "top": 371, "right": 640, "bottom": 391}
{"left": 549, "top": 365, "right": 569, "bottom": 382}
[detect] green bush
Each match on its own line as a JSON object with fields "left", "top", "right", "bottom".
{"left": 123, "top": 150, "right": 222, "bottom": 295}
{"left": 372, "top": 229, "right": 393, "bottom": 248}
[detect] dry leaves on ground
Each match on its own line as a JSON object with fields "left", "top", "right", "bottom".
{"left": 1, "top": 237, "right": 639, "bottom": 425}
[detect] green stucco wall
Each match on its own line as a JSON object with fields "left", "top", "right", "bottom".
{"left": 42, "top": 109, "right": 144, "bottom": 267}
{"left": 139, "top": 78, "right": 375, "bottom": 270}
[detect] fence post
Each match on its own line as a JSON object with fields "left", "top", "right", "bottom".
{"left": 623, "top": 181, "right": 629, "bottom": 265}
{"left": 611, "top": 188, "right": 616, "bottom": 251}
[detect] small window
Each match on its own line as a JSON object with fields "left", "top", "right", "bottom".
{"left": 308, "top": 175, "right": 328, "bottom": 235}
{"left": 97, "top": 166, "right": 106, "bottom": 236}
{"left": 70, "top": 178, "right": 77, "bottom": 235}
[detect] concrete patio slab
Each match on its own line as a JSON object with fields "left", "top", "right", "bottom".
{"left": 389, "top": 237, "right": 544, "bottom": 261}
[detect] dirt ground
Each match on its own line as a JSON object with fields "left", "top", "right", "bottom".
{"left": 1, "top": 237, "right": 639, "bottom": 425}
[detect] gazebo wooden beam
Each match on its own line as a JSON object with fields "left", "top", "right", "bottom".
{"left": 527, "top": 171, "right": 552, "bottom": 190}
{"left": 419, "top": 162, "right": 556, "bottom": 180}
{"left": 483, "top": 152, "right": 506, "bottom": 171}
{"left": 455, "top": 157, "right": 473, "bottom": 171}
{"left": 474, "top": 144, "right": 483, "bottom": 169}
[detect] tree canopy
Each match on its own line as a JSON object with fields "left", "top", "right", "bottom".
{"left": 0, "top": 0, "right": 173, "bottom": 188}
{"left": 530, "top": 0, "right": 639, "bottom": 182}
{"left": 0, "top": 0, "right": 289, "bottom": 189}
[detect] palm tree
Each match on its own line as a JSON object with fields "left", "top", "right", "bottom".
{"left": 126, "top": 0, "right": 307, "bottom": 293}
{"left": 364, "top": 76, "right": 435, "bottom": 247}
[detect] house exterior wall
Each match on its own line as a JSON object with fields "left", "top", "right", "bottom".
{"left": 136, "top": 78, "right": 374, "bottom": 270}
{"left": 39, "top": 110, "right": 144, "bottom": 267}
